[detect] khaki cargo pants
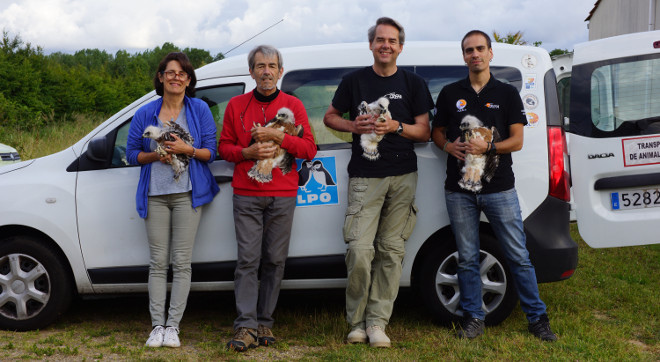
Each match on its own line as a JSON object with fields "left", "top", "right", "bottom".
{"left": 343, "top": 172, "right": 418, "bottom": 330}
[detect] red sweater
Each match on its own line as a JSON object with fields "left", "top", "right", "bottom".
{"left": 218, "top": 90, "right": 317, "bottom": 197}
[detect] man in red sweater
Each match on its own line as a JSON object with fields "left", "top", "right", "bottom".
{"left": 219, "top": 45, "right": 317, "bottom": 352}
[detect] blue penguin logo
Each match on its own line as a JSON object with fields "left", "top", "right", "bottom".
{"left": 296, "top": 157, "right": 339, "bottom": 206}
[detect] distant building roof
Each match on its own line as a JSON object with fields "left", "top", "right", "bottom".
{"left": 585, "top": 0, "right": 601, "bottom": 21}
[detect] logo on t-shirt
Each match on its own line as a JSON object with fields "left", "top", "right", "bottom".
{"left": 485, "top": 103, "right": 500, "bottom": 109}
{"left": 456, "top": 99, "right": 467, "bottom": 112}
{"left": 385, "top": 92, "right": 402, "bottom": 100}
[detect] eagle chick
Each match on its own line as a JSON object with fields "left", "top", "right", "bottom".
{"left": 358, "top": 97, "right": 391, "bottom": 161}
{"left": 247, "top": 107, "right": 304, "bottom": 183}
{"left": 458, "top": 115, "right": 500, "bottom": 192}
{"left": 142, "top": 123, "right": 194, "bottom": 183}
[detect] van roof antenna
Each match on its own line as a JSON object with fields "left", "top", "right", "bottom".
{"left": 224, "top": 18, "right": 284, "bottom": 56}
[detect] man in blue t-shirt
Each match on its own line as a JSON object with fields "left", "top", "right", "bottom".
{"left": 432, "top": 30, "right": 557, "bottom": 342}
{"left": 323, "top": 17, "right": 434, "bottom": 348}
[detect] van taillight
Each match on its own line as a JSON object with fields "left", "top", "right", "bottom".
{"left": 548, "top": 126, "right": 570, "bottom": 201}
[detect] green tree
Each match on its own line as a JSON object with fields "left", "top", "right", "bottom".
{"left": 549, "top": 48, "right": 571, "bottom": 57}
{"left": 493, "top": 30, "right": 527, "bottom": 45}
{"left": 183, "top": 47, "right": 213, "bottom": 68}
{"left": 492, "top": 30, "right": 543, "bottom": 47}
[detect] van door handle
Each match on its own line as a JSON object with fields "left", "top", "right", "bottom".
{"left": 594, "top": 173, "right": 660, "bottom": 190}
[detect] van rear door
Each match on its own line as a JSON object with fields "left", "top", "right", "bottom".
{"left": 569, "top": 30, "right": 660, "bottom": 248}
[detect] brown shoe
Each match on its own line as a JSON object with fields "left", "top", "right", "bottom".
{"left": 257, "top": 324, "right": 276, "bottom": 346}
{"left": 226, "top": 327, "right": 258, "bottom": 352}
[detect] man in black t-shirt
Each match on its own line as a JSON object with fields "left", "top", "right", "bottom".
{"left": 323, "top": 17, "right": 433, "bottom": 348}
{"left": 432, "top": 30, "right": 557, "bottom": 342}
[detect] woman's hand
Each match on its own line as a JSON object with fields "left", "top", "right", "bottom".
{"left": 163, "top": 133, "right": 193, "bottom": 156}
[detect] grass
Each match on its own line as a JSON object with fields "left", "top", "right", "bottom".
{"left": 0, "top": 226, "right": 654, "bottom": 361}
{"left": 0, "top": 113, "right": 107, "bottom": 161}
{"left": 0, "top": 118, "right": 658, "bottom": 360}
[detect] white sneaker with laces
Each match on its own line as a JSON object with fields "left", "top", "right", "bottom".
{"left": 347, "top": 327, "right": 368, "bottom": 343}
{"left": 366, "top": 325, "right": 391, "bottom": 348}
{"left": 162, "top": 326, "right": 181, "bottom": 348}
{"left": 145, "top": 325, "right": 165, "bottom": 347}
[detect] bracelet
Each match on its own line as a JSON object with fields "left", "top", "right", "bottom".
{"left": 486, "top": 142, "right": 491, "bottom": 153}
{"left": 442, "top": 142, "right": 449, "bottom": 152}
{"left": 490, "top": 142, "right": 497, "bottom": 154}
{"left": 191, "top": 148, "right": 196, "bottom": 159}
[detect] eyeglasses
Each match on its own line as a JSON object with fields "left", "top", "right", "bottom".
{"left": 162, "top": 70, "right": 190, "bottom": 80}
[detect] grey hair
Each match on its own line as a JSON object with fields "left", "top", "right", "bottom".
{"left": 367, "top": 17, "right": 405, "bottom": 45}
{"left": 248, "top": 45, "right": 283, "bottom": 70}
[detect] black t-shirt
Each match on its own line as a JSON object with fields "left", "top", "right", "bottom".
{"left": 433, "top": 75, "right": 527, "bottom": 194}
{"left": 332, "top": 67, "right": 434, "bottom": 178}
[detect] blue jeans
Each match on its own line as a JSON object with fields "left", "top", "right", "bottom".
{"left": 445, "top": 189, "right": 546, "bottom": 323}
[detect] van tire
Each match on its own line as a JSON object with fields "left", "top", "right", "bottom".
{"left": 418, "top": 234, "right": 518, "bottom": 326}
{"left": 0, "top": 236, "right": 73, "bottom": 331}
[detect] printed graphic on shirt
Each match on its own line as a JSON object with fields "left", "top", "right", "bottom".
{"left": 485, "top": 103, "right": 500, "bottom": 109}
{"left": 296, "top": 157, "right": 339, "bottom": 207}
{"left": 456, "top": 99, "right": 467, "bottom": 112}
{"left": 384, "top": 92, "right": 403, "bottom": 100}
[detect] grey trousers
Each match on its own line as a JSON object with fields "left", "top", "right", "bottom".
{"left": 145, "top": 192, "right": 202, "bottom": 329}
{"left": 232, "top": 194, "right": 296, "bottom": 330}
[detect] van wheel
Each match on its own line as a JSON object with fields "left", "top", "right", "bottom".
{"left": 418, "top": 234, "right": 518, "bottom": 326}
{"left": 0, "top": 236, "right": 73, "bottom": 331}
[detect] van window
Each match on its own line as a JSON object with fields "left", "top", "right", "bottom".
{"left": 570, "top": 54, "right": 660, "bottom": 137}
{"left": 557, "top": 77, "right": 571, "bottom": 120}
{"left": 282, "top": 66, "right": 521, "bottom": 148}
{"left": 590, "top": 59, "right": 660, "bottom": 133}
{"left": 196, "top": 84, "right": 245, "bottom": 141}
{"left": 282, "top": 68, "right": 360, "bottom": 146}
{"left": 416, "top": 66, "right": 522, "bottom": 101}
{"left": 112, "top": 121, "right": 130, "bottom": 167}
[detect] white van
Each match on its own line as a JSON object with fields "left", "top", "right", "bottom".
{"left": 567, "top": 30, "right": 660, "bottom": 248}
{"left": 0, "top": 41, "right": 578, "bottom": 330}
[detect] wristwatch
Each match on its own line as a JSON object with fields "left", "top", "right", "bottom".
{"left": 396, "top": 121, "right": 404, "bottom": 134}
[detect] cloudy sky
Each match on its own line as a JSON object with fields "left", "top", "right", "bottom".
{"left": 0, "top": 0, "right": 595, "bottom": 58}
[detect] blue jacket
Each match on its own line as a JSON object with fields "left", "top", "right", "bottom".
{"left": 126, "top": 96, "right": 220, "bottom": 218}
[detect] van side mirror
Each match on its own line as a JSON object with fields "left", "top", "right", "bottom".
{"left": 68, "top": 135, "right": 115, "bottom": 172}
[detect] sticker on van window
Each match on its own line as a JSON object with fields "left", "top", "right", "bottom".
{"left": 523, "top": 94, "right": 538, "bottom": 109}
{"left": 522, "top": 54, "right": 537, "bottom": 69}
{"left": 524, "top": 74, "right": 537, "bottom": 90}
{"left": 622, "top": 135, "right": 660, "bottom": 167}
{"left": 296, "top": 157, "right": 339, "bottom": 207}
{"left": 526, "top": 112, "right": 539, "bottom": 128}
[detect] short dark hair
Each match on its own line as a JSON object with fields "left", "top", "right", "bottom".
{"left": 461, "top": 30, "right": 492, "bottom": 53}
{"left": 368, "top": 17, "right": 405, "bottom": 45}
{"left": 248, "top": 45, "right": 283, "bottom": 71}
{"left": 153, "top": 52, "right": 197, "bottom": 97}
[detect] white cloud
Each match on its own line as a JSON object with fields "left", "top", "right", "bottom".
{"left": 0, "top": 0, "right": 594, "bottom": 56}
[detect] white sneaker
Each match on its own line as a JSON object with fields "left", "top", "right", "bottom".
{"left": 145, "top": 326, "right": 165, "bottom": 347}
{"left": 162, "top": 326, "right": 181, "bottom": 348}
{"left": 366, "top": 325, "right": 391, "bottom": 348}
{"left": 346, "top": 327, "right": 368, "bottom": 343}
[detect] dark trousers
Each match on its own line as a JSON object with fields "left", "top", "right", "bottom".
{"left": 232, "top": 194, "right": 296, "bottom": 330}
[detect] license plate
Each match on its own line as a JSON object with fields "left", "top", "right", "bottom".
{"left": 611, "top": 189, "right": 660, "bottom": 210}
